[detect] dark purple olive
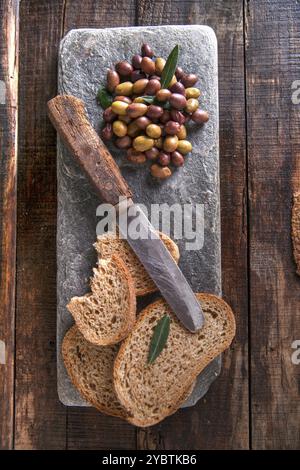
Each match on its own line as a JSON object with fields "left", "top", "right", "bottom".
{"left": 149, "top": 75, "right": 161, "bottom": 81}
{"left": 146, "top": 104, "right": 164, "bottom": 119}
{"left": 175, "top": 66, "right": 185, "bottom": 80}
{"left": 170, "top": 82, "right": 186, "bottom": 96}
{"left": 169, "top": 93, "right": 187, "bottom": 110}
{"left": 101, "top": 124, "right": 113, "bottom": 140}
{"left": 160, "top": 110, "right": 171, "bottom": 124}
{"left": 132, "top": 54, "right": 143, "bottom": 69}
{"left": 171, "top": 151, "right": 184, "bottom": 167}
{"left": 145, "top": 79, "right": 161, "bottom": 95}
{"left": 131, "top": 70, "right": 146, "bottom": 82}
{"left": 103, "top": 106, "right": 116, "bottom": 123}
{"left": 115, "top": 136, "right": 132, "bottom": 149}
{"left": 135, "top": 116, "right": 151, "bottom": 130}
{"left": 145, "top": 147, "right": 159, "bottom": 160}
{"left": 159, "top": 152, "right": 171, "bottom": 166}
{"left": 115, "top": 61, "right": 133, "bottom": 76}
{"left": 191, "top": 109, "right": 209, "bottom": 123}
{"left": 181, "top": 73, "right": 198, "bottom": 87}
{"left": 141, "top": 43, "right": 154, "bottom": 58}
{"left": 164, "top": 120, "right": 180, "bottom": 135}
{"left": 170, "top": 109, "right": 186, "bottom": 125}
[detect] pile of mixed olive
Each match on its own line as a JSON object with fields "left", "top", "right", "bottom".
{"left": 98, "top": 43, "right": 209, "bottom": 179}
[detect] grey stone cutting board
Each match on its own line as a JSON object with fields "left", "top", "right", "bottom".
{"left": 57, "top": 25, "right": 220, "bottom": 408}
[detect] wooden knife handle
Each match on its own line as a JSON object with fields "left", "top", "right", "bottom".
{"left": 47, "top": 95, "right": 132, "bottom": 205}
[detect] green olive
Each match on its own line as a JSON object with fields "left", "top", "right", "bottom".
{"left": 146, "top": 124, "right": 162, "bottom": 139}
{"left": 126, "top": 103, "right": 148, "bottom": 118}
{"left": 132, "top": 78, "right": 149, "bottom": 95}
{"left": 115, "top": 81, "right": 133, "bottom": 96}
{"left": 176, "top": 124, "right": 187, "bottom": 140}
{"left": 133, "top": 135, "right": 154, "bottom": 152}
{"left": 185, "top": 87, "right": 201, "bottom": 99}
{"left": 177, "top": 139, "right": 192, "bottom": 155}
{"left": 155, "top": 57, "right": 166, "bottom": 75}
{"left": 163, "top": 135, "right": 178, "bottom": 153}
{"left": 112, "top": 120, "right": 128, "bottom": 137}
{"left": 154, "top": 137, "right": 163, "bottom": 149}
{"left": 185, "top": 98, "right": 199, "bottom": 114}
{"left": 111, "top": 100, "right": 129, "bottom": 116}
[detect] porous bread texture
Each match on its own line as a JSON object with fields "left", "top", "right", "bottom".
{"left": 62, "top": 325, "right": 129, "bottom": 419}
{"left": 67, "top": 254, "right": 136, "bottom": 346}
{"left": 94, "top": 230, "right": 180, "bottom": 296}
{"left": 114, "top": 293, "right": 236, "bottom": 427}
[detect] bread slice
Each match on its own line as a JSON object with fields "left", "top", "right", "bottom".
{"left": 67, "top": 255, "right": 136, "bottom": 346}
{"left": 62, "top": 325, "right": 195, "bottom": 421}
{"left": 114, "top": 293, "right": 236, "bottom": 427}
{"left": 94, "top": 231, "right": 180, "bottom": 296}
{"left": 62, "top": 325, "right": 129, "bottom": 419}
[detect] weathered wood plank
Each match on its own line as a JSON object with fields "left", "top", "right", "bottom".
{"left": 14, "top": 0, "right": 67, "bottom": 449}
{"left": 62, "top": 0, "right": 137, "bottom": 450}
{"left": 136, "top": 0, "right": 249, "bottom": 450}
{"left": 246, "top": 0, "right": 300, "bottom": 450}
{"left": 0, "top": 0, "right": 19, "bottom": 450}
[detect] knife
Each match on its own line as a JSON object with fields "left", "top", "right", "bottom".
{"left": 47, "top": 95, "right": 205, "bottom": 332}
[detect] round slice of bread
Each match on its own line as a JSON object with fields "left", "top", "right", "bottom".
{"left": 114, "top": 293, "right": 236, "bottom": 427}
{"left": 94, "top": 231, "right": 180, "bottom": 296}
{"left": 62, "top": 325, "right": 129, "bottom": 419}
{"left": 67, "top": 254, "right": 136, "bottom": 346}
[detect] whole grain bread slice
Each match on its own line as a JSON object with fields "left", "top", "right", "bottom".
{"left": 62, "top": 325, "right": 129, "bottom": 419}
{"left": 114, "top": 293, "right": 236, "bottom": 427}
{"left": 67, "top": 254, "right": 136, "bottom": 346}
{"left": 62, "top": 325, "right": 195, "bottom": 421}
{"left": 94, "top": 231, "right": 180, "bottom": 296}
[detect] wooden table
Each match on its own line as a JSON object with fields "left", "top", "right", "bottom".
{"left": 1, "top": 0, "right": 300, "bottom": 450}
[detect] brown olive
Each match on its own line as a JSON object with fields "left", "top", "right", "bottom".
{"left": 170, "top": 82, "right": 186, "bottom": 96}
{"left": 145, "top": 147, "right": 159, "bottom": 160}
{"left": 159, "top": 152, "right": 171, "bottom": 166}
{"left": 115, "top": 136, "right": 132, "bottom": 149}
{"left": 115, "top": 60, "right": 133, "bottom": 76}
{"left": 164, "top": 120, "right": 180, "bottom": 135}
{"left": 177, "top": 140, "right": 192, "bottom": 155}
{"left": 133, "top": 135, "right": 154, "bottom": 152}
{"left": 141, "top": 43, "right": 154, "bottom": 58}
{"left": 191, "top": 109, "right": 209, "bottom": 123}
{"left": 181, "top": 73, "right": 198, "bottom": 88}
{"left": 150, "top": 163, "right": 172, "bottom": 179}
{"left": 132, "top": 54, "right": 142, "bottom": 69}
{"left": 155, "top": 57, "right": 166, "bottom": 75}
{"left": 145, "top": 79, "right": 161, "bottom": 95}
{"left": 127, "top": 148, "right": 146, "bottom": 164}
{"left": 126, "top": 103, "right": 148, "bottom": 118}
{"left": 127, "top": 121, "right": 140, "bottom": 138}
{"left": 118, "top": 114, "right": 132, "bottom": 124}
{"left": 171, "top": 151, "right": 185, "bottom": 167}
{"left": 103, "top": 106, "right": 116, "bottom": 123}
{"left": 141, "top": 57, "right": 155, "bottom": 75}
{"left": 185, "top": 98, "right": 199, "bottom": 114}
{"left": 107, "top": 69, "right": 120, "bottom": 93}
{"left": 156, "top": 89, "right": 171, "bottom": 102}
{"left": 146, "top": 124, "right": 162, "bottom": 139}
{"left": 169, "top": 93, "right": 187, "bottom": 110}
{"left": 170, "top": 109, "right": 186, "bottom": 124}
{"left": 175, "top": 66, "right": 185, "bottom": 80}
{"left": 154, "top": 137, "right": 163, "bottom": 149}
{"left": 149, "top": 75, "right": 161, "bottom": 81}
{"left": 131, "top": 70, "right": 146, "bottom": 82}
{"left": 146, "top": 104, "right": 164, "bottom": 119}
{"left": 163, "top": 135, "right": 178, "bottom": 153}
{"left": 160, "top": 110, "right": 171, "bottom": 124}
{"left": 112, "top": 120, "right": 127, "bottom": 137}
{"left": 176, "top": 124, "right": 187, "bottom": 140}
{"left": 114, "top": 95, "right": 132, "bottom": 104}
{"left": 135, "top": 116, "right": 151, "bottom": 130}
{"left": 132, "top": 78, "right": 149, "bottom": 95}
{"left": 101, "top": 124, "right": 113, "bottom": 140}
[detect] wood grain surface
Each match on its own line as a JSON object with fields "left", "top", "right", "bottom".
{"left": 0, "top": 0, "right": 299, "bottom": 450}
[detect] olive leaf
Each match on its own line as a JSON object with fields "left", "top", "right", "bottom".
{"left": 160, "top": 44, "right": 179, "bottom": 89}
{"left": 97, "top": 87, "right": 113, "bottom": 109}
{"left": 148, "top": 315, "right": 171, "bottom": 364}
{"left": 140, "top": 95, "right": 155, "bottom": 105}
